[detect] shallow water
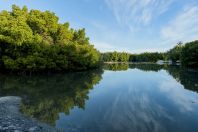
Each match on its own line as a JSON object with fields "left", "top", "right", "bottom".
{"left": 0, "top": 64, "right": 198, "bottom": 132}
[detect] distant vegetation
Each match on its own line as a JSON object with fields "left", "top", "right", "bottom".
{"left": 0, "top": 5, "right": 100, "bottom": 73}
{"left": 0, "top": 5, "right": 197, "bottom": 74}
{"left": 129, "top": 52, "right": 164, "bottom": 63}
{"left": 166, "top": 42, "right": 183, "bottom": 62}
{"left": 102, "top": 52, "right": 165, "bottom": 63}
{"left": 102, "top": 52, "right": 130, "bottom": 62}
{"left": 102, "top": 41, "right": 198, "bottom": 67}
{"left": 166, "top": 40, "right": 198, "bottom": 67}
{"left": 180, "top": 41, "right": 198, "bottom": 67}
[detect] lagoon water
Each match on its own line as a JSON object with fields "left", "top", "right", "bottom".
{"left": 0, "top": 64, "right": 198, "bottom": 132}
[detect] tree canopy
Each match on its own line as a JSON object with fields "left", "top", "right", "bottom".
{"left": 129, "top": 52, "right": 164, "bottom": 63}
{"left": 102, "top": 52, "right": 164, "bottom": 63}
{"left": 102, "top": 52, "right": 130, "bottom": 62}
{"left": 166, "top": 42, "right": 183, "bottom": 62}
{"left": 181, "top": 40, "right": 198, "bottom": 67}
{"left": 0, "top": 5, "right": 100, "bottom": 73}
{"left": 0, "top": 5, "right": 197, "bottom": 73}
{"left": 101, "top": 41, "right": 198, "bottom": 67}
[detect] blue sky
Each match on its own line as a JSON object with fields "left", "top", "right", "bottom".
{"left": 0, "top": 0, "right": 198, "bottom": 53}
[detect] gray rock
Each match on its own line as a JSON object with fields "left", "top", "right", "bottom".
{"left": 0, "top": 96, "right": 59, "bottom": 132}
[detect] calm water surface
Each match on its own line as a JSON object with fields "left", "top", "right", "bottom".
{"left": 0, "top": 64, "right": 198, "bottom": 132}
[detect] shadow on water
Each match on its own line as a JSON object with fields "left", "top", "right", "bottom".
{"left": 0, "top": 63, "right": 198, "bottom": 127}
{"left": 0, "top": 69, "right": 104, "bottom": 124}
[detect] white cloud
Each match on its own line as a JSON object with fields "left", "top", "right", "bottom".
{"left": 131, "top": 48, "right": 166, "bottom": 53}
{"left": 159, "top": 78, "right": 198, "bottom": 112}
{"left": 105, "top": 0, "right": 174, "bottom": 31}
{"left": 93, "top": 41, "right": 131, "bottom": 53}
{"left": 161, "top": 5, "right": 198, "bottom": 44}
{"left": 93, "top": 41, "right": 166, "bottom": 53}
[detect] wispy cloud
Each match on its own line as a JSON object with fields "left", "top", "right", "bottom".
{"left": 159, "top": 78, "right": 198, "bottom": 112}
{"left": 161, "top": 4, "right": 198, "bottom": 44}
{"left": 93, "top": 41, "right": 131, "bottom": 53}
{"left": 93, "top": 41, "right": 166, "bottom": 53}
{"left": 105, "top": 0, "right": 174, "bottom": 31}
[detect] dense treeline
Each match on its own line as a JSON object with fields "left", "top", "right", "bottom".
{"left": 102, "top": 52, "right": 164, "bottom": 63}
{"left": 180, "top": 41, "right": 198, "bottom": 67}
{"left": 0, "top": 5, "right": 197, "bottom": 72}
{"left": 166, "top": 42, "right": 183, "bottom": 62}
{"left": 0, "top": 5, "right": 100, "bottom": 73}
{"left": 129, "top": 52, "right": 164, "bottom": 62}
{"left": 102, "top": 41, "right": 198, "bottom": 67}
{"left": 166, "top": 41, "right": 198, "bottom": 67}
{"left": 102, "top": 52, "right": 130, "bottom": 62}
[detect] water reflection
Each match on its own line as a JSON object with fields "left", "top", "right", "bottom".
{"left": 129, "top": 64, "right": 164, "bottom": 72}
{"left": 0, "top": 69, "right": 103, "bottom": 124}
{"left": 56, "top": 65, "right": 198, "bottom": 132}
{"left": 105, "top": 64, "right": 198, "bottom": 93}
{"left": 103, "top": 63, "right": 129, "bottom": 71}
{"left": 165, "top": 66, "right": 198, "bottom": 92}
{"left": 0, "top": 64, "right": 198, "bottom": 132}
{"left": 104, "top": 63, "right": 164, "bottom": 72}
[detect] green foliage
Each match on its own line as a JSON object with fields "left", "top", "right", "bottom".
{"left": 102, "top": 40, "right": 198, "bottom": 68}
{"left": 129, "top": 52, "right": 164, "bottom": 62}
{"left": 181, "top": 40, "right": 198, "bottom": 67}
{"left": 102, "top": 52, "right": 130, "bottom": 62}
{"left": 72, "top": 28, "right": 89, "bottom": 45}
{"left": 0, "top": 5, "right": 100, "bottom": 72}
{"left": 0, "top": 6, "right": 33, "bottom": 45}
{"left": 165, "top": 41, "right": 198, "bottom": 67}
{"left": 102, "top": 52, "right": 164, "bottom": 63}
{"left": 166, "top": 42, "right": 183, "bottom": 62}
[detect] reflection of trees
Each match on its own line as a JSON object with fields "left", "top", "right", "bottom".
{"left": 129, "top": 64, "right": 164, "bottom": 72}
{"left": 103, "top": 63, "right": 128, "bottom": 71}
{"left": 0, "top": 64, "right": 197, "bottom": 126}
{"left": 165, "top": 66, "right": 198, "bottom": 93}
{"left": 104, "top": 63, "right": 164, "bottom": 72}
{"left": 0, "top": 69, "right": 103, "bottom": 125}
{"left": 130, "top": 64, "right": 198, "bottom": 93}
{"left": 105, "top": 63, "right": 198, "bottom": 93}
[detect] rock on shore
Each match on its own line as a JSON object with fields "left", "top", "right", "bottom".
{"left": 0, "top": 96, "right": 60, "bottom": 132}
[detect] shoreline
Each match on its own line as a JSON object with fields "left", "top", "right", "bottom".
{"left": 103, "top": 62, "right": 156, "bottom": 64}
{"left": 0, "top": 96, "right": 59, "bottom": 132}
